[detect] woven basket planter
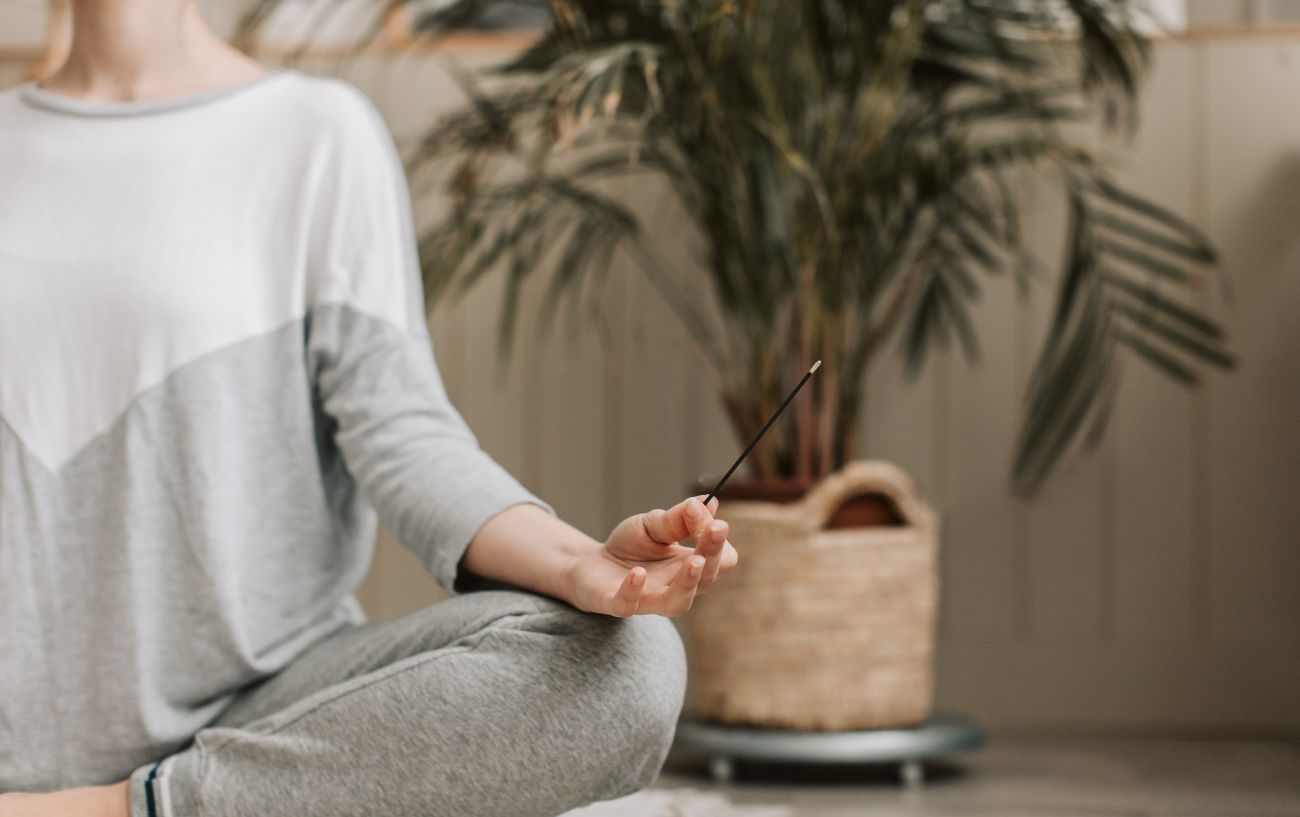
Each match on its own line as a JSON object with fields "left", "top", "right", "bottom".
{"left": 684, "top": 460, "right": 940, "bottom": 731}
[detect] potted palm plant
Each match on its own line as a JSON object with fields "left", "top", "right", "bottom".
{"left": 244, "top": 0, "right": 1234, "bottom": 729}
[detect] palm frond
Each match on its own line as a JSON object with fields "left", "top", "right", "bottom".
{"left": 241, "top": 0, "right": 1235, "bottom": 493}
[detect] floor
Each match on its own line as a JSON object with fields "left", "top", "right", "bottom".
{"left": 648, "top": 736, "right": 1300, "bottom": 817}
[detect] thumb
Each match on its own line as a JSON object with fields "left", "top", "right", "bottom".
{"left": 643, "top": 496, "right": 710, "bottom": 544}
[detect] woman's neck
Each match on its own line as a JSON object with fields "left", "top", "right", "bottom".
{"left": 39, "top": 0, "right": 266, "bottom": 101}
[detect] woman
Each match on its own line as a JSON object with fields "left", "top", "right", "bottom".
{"left": 0, "top": 2, "right": 738, "bottom": 816}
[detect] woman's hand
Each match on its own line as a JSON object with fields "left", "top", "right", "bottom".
{"left": 566, "top": 495, "right": 739, "bottom": 617}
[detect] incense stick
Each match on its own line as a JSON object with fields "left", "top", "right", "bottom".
{"left": 702, "top": 360, "right": 822, "bottom": 506}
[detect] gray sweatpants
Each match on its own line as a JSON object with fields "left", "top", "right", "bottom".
{"left": 126, "top": 589, "right": 687, "bottom": 817}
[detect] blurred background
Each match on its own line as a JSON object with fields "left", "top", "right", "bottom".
{"left": 3, "top": 1, "right": 1297, "bottom": 813}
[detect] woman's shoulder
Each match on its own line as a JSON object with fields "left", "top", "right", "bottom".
{"left": 272, "top": 71, "right": 390, "bottom": 146}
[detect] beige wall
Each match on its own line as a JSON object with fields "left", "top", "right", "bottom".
{"left": 3, "top": 33, "right": 1297, "bottom": 735}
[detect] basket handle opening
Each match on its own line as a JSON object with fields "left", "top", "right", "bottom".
{"left": 801, "top": 461, "right": 937, "bottom": 533}
{"left": 825, "top": 491, "right": 905, "bottom": 529}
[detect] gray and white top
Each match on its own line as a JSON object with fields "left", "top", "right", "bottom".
{"left": 0, "top": 69, "right": 553, "bottom": 788}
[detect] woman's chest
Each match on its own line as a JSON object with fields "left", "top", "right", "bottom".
{"left": 0, "top": 168, "right": 312, "bottom": 472}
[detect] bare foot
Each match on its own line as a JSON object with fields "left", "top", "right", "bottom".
{"left": 0, "top": 782, "right": 129, "bottom": 817}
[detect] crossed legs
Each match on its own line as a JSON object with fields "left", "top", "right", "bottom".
{"left": 126, "top": 590, "right": 687, "bottom": 817}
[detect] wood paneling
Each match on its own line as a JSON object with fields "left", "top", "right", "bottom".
{"left": 939, "top": 239, "right": 1020, "bottom": 642}
{"left": 1201, "top": 39, "right": 1300, "bottom": 646}
{"left": 1108, "top": 43, "right": 1200, "bottom": 642}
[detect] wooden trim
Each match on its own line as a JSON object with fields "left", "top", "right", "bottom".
{"left": 7, "top": 24, "right": 1300, "bottom": 68}
{"left": 0, "top": 30, "right": 541, "bottom": 68}
{"left": 243, "top": 29, "right": 542, "bottom": 57}
{"left": 1172, "top": 22, "right": 1300, "bottom": 40}
{"left": 391, "top": 27, "right": 542, "bottom": 51}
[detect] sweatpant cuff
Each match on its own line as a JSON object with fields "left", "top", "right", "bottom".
{"left": 128, "top": 751, "right": 203, "bottom": 817}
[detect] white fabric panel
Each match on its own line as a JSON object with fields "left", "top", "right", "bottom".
{"left": 0, "top": 70, "right": 422, "bottom": 470}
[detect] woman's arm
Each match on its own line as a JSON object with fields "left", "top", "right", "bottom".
{"left": 463, "top": 495, "right": 738, "bottom": 617}
{"left": 305, "top": 84, "right": 738, "bottom": 614}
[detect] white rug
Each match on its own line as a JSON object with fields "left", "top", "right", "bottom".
{"left": 560, "top": 789, "right": 792, "bottom": 817}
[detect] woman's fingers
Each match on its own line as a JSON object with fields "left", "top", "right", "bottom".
{"left": 621, "top": 493, "right": 731, "bottom": 615}
{"left": 661, "top": 553, "right": 705, "bottom": 615}
{"left": 684, "top": 496, "right": 724, "bottom": 590}
{"left": 688, "top": 495, "right": 718, "bottom": 545}
{"left": 694, "top": 496, "right": 722, "bottom": 554}
{"left": 605, "top": 566, "right": 646, "bottom": 617}
{"left": 721, "top": 542, "right": 739, "bottom": 571}
{"left": 637, "top": 508, "right": 677, "bottom": 547}
{"left": 695, "top": 518, "right": 729, "bottom": 589}
{"left": 643, "top": 496, "right": 704, "bottom": 545}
